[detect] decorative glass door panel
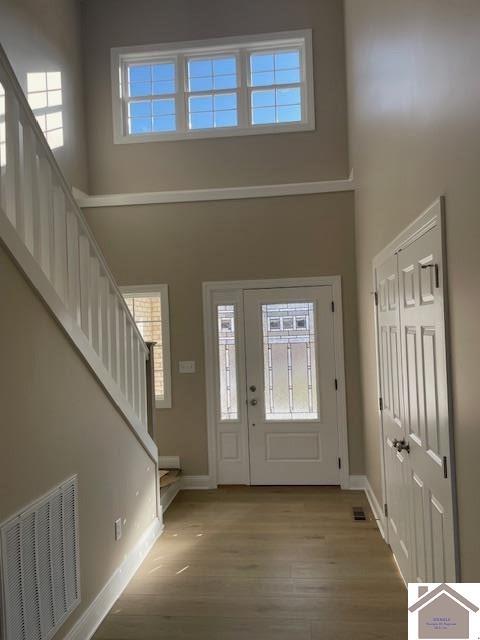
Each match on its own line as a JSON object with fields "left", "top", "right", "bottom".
{"left": 262, "top": 302, "right": 318, "bottom": 421}
{"left": 217, "top": 304, "right": 238, "bottom": 420}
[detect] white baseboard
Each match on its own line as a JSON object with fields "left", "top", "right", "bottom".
{"left": 158, "top": 455, "right": 180, "bottom": 469}
{"left": 347, "top": 475, "right": 366, "bottom": 490}
{"left": 348, "top": 475, "right": 386, "bottom": 541}
{"left": 363, "top": 476, "right": 387, "bottom": 541}
{"left": 182, "top": 475, "right": 214, "bottom": 490}
{"left": 65, "top": 517, "right": 163, "bottom": 640}
{"left": 160, "top": 479, "right": 182, "bottom": 514}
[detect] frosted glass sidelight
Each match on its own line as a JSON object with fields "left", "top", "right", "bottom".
{"left": 262, "top": 302, "right": 318, "bottom": 420}
{"left": 217, "top": 305, "right": 238, "bottom": 420}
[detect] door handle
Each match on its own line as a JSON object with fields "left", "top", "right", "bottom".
{"left": 394, "top": 439, "right": 410, "bottom": 454}
{"left": 250, "top": 399, "right": 258, "bottom": 406}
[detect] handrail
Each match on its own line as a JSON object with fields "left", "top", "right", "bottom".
{"left": 0, "top": 44, "right": 156, "bottom": 460}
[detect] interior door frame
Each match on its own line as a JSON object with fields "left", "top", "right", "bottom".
{"left": 203, "top": 276, "right": 350, "bottom": 489}
{"left": 372, "top": 196, "right": 459, "bottom": 578}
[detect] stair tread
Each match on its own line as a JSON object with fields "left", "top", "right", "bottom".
{"left": 159, "top": 468, "right": 181, "bottom": 488}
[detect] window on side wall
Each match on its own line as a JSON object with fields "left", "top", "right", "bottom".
{"left": 122, "top": 285, "right": 171, "bottom": 408}
{"left": 112, "top": 30, "right": 314, "bottom": 143}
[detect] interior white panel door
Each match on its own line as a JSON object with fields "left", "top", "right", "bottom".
{"left": 376, "top": 255, "right": 411, "bottom": 581}
{"left": 244, "top": 286, "right": 339, "bottom": 485}
{"left": 398, "top": 227, "right": 456, "bottom": 582}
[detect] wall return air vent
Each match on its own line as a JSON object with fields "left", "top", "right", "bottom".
{"left": 0, "top": 476, "right": 80, "bottom": 640}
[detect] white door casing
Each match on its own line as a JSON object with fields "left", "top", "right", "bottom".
{"left": 373, "top": 197, "right": 458, "bottom": 583}
{"left": 203, "top": 277, "right": 349, "bottom": 489}
{"left": 244, "top": 286, "right": 339, "bottom": 485}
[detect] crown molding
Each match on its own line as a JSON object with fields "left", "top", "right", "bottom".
{"left": 73, "top": 174, "right": 355, "bottom": 209}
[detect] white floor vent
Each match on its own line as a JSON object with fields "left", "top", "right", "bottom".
{"left": 0, "top": 476, "right": 80, "bottom": 640}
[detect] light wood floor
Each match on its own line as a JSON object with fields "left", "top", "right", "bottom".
{"left": 94, "top": 487, "right": 407, "bottom": 640}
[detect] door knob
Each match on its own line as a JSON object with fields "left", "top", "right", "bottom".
{"left": 249, "top": 385, "right": 256, "bottom": 392}
{"left": 394, "top": 439, "right": 410, "bottom": 454}
{"left": 250, "top": 399, "right": 258, "bottom": 406}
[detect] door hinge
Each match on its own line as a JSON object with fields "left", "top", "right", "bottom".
{"left": 379, "top": 397, "right": 383, "bottom": 411}
{"left": 374, "top": 291, "right": 379, "bottom": 306}
{"left": 331, "top": 300, "right": 335, "bottom": 312}
{"left": 334, "top": 378, "right": 338, "bottom": 390}
{"left": 443, "top": 456, "right": 448, "bottom": 478}
{"left": 421, "top": 263, "right": 440, "bottom": 288}
{"left": 338, "top": 457, "right": 342, "bottom": 470}
{"left": 384, "top": 503, "right": 388, "bottom": 518}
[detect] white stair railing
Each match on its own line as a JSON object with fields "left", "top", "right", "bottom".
{"left": 0, "top": 45, "right": 156, "bottom": 461}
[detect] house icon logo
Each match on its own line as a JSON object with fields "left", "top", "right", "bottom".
{"left": 408, "top": 583, "right": 479, "bottom": 639}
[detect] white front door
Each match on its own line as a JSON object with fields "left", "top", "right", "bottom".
{"left": 243, "top": 286, "right": 340, "bottom": 485}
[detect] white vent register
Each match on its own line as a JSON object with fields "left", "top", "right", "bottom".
{"left": 0, "top": 476, "right": 80, "bottom": 640}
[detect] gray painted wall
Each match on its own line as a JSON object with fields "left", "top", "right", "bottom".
{"left": 345, "top": 0, "right": 480, "bottom": 580}
{"left": 81, "top": 0, "right": 350, "bottom": 194}
{"left": 85, "top": 191, "right": 364, "bottom": 477}
{"left": 0, "top": 0, "right": 89, "bottom": 190}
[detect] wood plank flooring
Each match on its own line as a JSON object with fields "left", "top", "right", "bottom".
{"left": 94, "top": 487, "right": 407, "bottom": 640}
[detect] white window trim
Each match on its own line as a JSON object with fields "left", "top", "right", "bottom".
{"left": 121, "top": 284, "right": 172, "bottom": 409}
{"left": 111, "top": 30, "right": 315, "bottom": 144}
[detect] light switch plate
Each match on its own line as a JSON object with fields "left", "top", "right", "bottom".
{"left": 114, "top": 518, "right": 122, "bottom": 541}
{"left": 179, "top": 360, "right": 196, "bottom": 374}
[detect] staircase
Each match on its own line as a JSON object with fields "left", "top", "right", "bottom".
{"left": 159, "top": 468, "right": 182, "bottom": 513}
{"left": 0, "top": 43, "right": 157, "bottom": 463}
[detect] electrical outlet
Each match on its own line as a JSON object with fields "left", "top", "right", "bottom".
{"left": 179, "top": 360, "right": 196, "bottom": 374}
{"left": 114, "top": 518, "right": 122, "bottom": 541}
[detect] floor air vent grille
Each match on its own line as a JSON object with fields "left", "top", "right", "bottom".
{"left": 352, "top": 506, "right": 367, "bottom": 521}
{"left": 0, "top": 476, "right": 80, "bottom": 640}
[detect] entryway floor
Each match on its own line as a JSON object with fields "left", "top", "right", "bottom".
{"left": 94, "top": 487, "right": 407, "bottom": 639}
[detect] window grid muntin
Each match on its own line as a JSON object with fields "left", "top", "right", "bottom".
{"left": 185, "top": 53, "right": 240, "bottom": 131}
{"left": 124, "top": 58, "right": 178, "bottom": 135}
{"left": 249, "top": 47, "right": 302, "bottom": 86}
{"left": 247, "top": 45, "right": 305, "bottom": 127}
{"left": 116, "top": 32, "right": 312, "bottom": 141}
{"left": 127, "top": 60, "right": 176, "bottom": 96}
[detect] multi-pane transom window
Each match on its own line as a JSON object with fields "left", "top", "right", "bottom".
{"left": 123, "top": 286, "right": 171, "bottom": 408}
{"left": 187, "top": 56, "right": 238, "bottom": 130}
{"left": 113, "top": 31, "right": 314, "bottom": 142}
{"left": 126, "top": 61, "right": 176, "bottom": 134}
{"left": 250, "top": 50, "right": 302, "bottom": 125}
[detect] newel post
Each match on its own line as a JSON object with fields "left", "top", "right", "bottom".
{"left": 145, "top": 341, "right": 157, "bottom": 440}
